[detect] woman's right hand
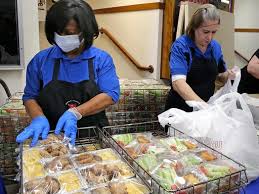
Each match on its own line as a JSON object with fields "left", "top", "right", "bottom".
{"left": 16, "top": 115, "right": 50, "bottom": 147}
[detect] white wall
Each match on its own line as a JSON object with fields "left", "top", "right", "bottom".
{"left": 87, "top": 0, "right": 163, "bottom": 9}
{"left": 87, "top": 0, "right": 163, "bottom": 80}
{"left": 234, "top": 0, "right": 259, "bottom": 68}
{"left": 0, "top": 0, "right": 40, "bottom": 105}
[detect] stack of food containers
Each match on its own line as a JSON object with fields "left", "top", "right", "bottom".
{"left": 20, "top": 129, "right": 151, "bottom": 194}
{"left": 104, "top": 121, "right": 247, "bottom": 194}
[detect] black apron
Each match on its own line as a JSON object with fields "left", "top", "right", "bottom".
{"left": 36, "top": 58, "right": 109, "bottom": 137}
{"left": 165, "top": 47, "right": 219, "bottom": 112}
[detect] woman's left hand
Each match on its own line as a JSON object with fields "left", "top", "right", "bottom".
{"left": 227, "top": 69, "right": 236, "bottom": 80}
{"left": 54, "top": 109, "right": 79, "bottom": 145}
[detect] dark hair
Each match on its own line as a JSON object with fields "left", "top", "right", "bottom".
{"left": 185, "top": 4, "right": 220, "bottom": 40}
{"left": 45, "top": 0, "right": 99, "bottom": 50}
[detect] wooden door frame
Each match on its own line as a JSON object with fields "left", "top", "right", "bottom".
{"left": 160, "top": 0, "right": 176, "bottom": 79}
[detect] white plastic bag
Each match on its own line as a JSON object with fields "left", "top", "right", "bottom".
{"left": 208, "top": 66, "right": 241, "bottom": 104}
{"left": 242, "top": 93, "right": 259, "bottom": 125}
{"left": 186, "top": 66, "right": 241, "bottom": 111}
{"left": 158, "top": 92, "right": 259, "bottom": 181}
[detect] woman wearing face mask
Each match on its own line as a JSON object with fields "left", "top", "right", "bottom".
{"left": 16, "top": 0, "right": 120, "bottom": 146}
{"left": 165, "top": 4, "right": 235, "bottom": 112}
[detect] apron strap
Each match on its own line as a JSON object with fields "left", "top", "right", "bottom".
{"left": 189, "top": 47, "right": 215, "bottom": 60}
{"left": 52, "top": 58, "right": 94, "bottom": 81}
{"left": 88, "top": 58, "right": 95, "bottom": 81}
{"left": 52, "top": 59, "right": 61, "bottom": 81}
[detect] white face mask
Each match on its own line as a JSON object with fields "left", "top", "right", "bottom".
{"left": 54, "top": 32, "right": 83, "bottom": 53}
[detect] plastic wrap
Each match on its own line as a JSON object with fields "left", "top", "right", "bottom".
{"left": 8, "top": 92, "right": 24, "bottom": 101}
{"left": 23, "top": 175, "right": 61, "bottom": 194}
{"left": 150, "top": 159, "right": 209, "bottom": 193}
{"left": 23, "top": 161, "right": 46, "bottom": 182}
{"left": 112, "top": 132, "right": 153, "bottom": 148}
{"left": 192, "top": 148, "right": 218, "bottom": 162}
{"left": 135, "top": 154, "right": 159, "bottom": 172}
{"left": 0, "top": 100, "right": 26, "bottom": 116}
{"left": 170, "top": 154, "right": 204, "bottom": 177}
{"left": 44, "top": 156, "right": 74, "bottom": 174}
{"left": 198, "top": 160, "right": 241, "bottom": 191}
{"left": 70, "top": 144, "right": 101, "bottom": 154}
{"left": 23, "top": 133, "right": 65, "bottom": 148}
{"left": 79, "top": 161, "right": 134, "bottom": 186}
{"left": 70, "top": 190, "right": 86, "bottom": 194}
{"left": 125, "top": 142, "right": 169, "bottom": 159}
{"left": 151, "top": 159, "right": 185, "bottom": 191}
{"left": 22, "top": 148, "right": 49, "bottom": 181}
{"left": 159, "top": 137, "right": 198, "bottom": 153}
{"left": 103, "top": 121, "right": 247, "bottom": 193}
{"left": 57, "top": 170, "right": 83, "bottom": 193}
{"left": 41, "top": 143, "right": 69, "bottom": 158}
{"left": 87, "top": 178, "right": 150, "bottom": 194}
{"left": 72, "top": 148, "right": 120, "bottom": 167}
{"left": 181, "top": 169, "right": 209, "bottom": 194}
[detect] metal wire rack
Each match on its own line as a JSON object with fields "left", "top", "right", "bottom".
{"left": 0, "top": 92, "right": 30, "bottom": 179}
{"left": 20, "top": 126, "right": 153, "bottom": 194}
{"left": 0, "top": 115, "right": 30, "bottom": 178}
{"left": 106, "top": 88, "right": 169, "bottom": 126}
{"left": 102, "top": 121, "right": 248, "bottom": 194}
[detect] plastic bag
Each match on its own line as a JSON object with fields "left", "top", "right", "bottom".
{"left": 208, "top": 66, "right": 241, "bottom": 104}
{"left": 242, "top": 93, "right": 259, "bottom": 125}
{"left": 158, "top": 92, "right": 259, "bottom": 181}
{"left": 186, "top": 66, "right": 241, "bottom": 111}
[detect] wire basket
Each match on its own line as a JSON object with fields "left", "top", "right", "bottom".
{"left": 103, "top": 121, "right": 248, "bottom": 194}
{"left": 19, "top": 126, "right": 153, "bottom": 194}
{"left": 0, "top": 98, "right": 30, "bottom": 179}
{"left": 106, "top": 87, "right": 169, "bottom": 125}
{"left": 0, "top": 114, "right": 30, "bottom": 178}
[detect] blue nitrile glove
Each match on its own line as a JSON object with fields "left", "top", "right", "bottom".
{"left": 16, "top": 115, "right": 50, "bottom": 147}
{"left": 54, "top": 108, "right": 81, "bottom": 145}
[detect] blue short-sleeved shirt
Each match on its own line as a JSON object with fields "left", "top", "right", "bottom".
{"left": 23, "top": 46, "right": 120, "bottom": 103}
{"left": 169, "top": 35, "right": 227, "bottom": 78}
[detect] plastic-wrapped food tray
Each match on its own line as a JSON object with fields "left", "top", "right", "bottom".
{"left": 20, "top": 126, "right": 152, "bottom": 194}
{"left": 78, "top": 160, "right": 135, "bottom": 187}
{"left": 86, "top": 178, "right": 150, "bottom": 194}
{"left": 103, "top": 121, "right": 248, "bottom": 194}
{"left": 72, "top": 148, "right": 120, "bottom": 167}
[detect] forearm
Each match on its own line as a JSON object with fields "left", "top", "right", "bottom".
{"left": 247, "top": 56, "right": 259, "bottom": 79}
{"left": 24, "top": 99, "right": 45, "bottom": 119}
{"left": 172, "top": 80, "right": 203, "bottom": 102}
{"left": 76, "top": 93, "right": 114, "bottom": 116}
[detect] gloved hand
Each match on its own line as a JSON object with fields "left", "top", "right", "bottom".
{"left": 55, "top": 108, "right": 81, "bottom": 145}
{"left": 16, "top": 115, "right": 50, "bottom": 147}
{"left": 186, "top": 100, "right": 210, "bottom": 111}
